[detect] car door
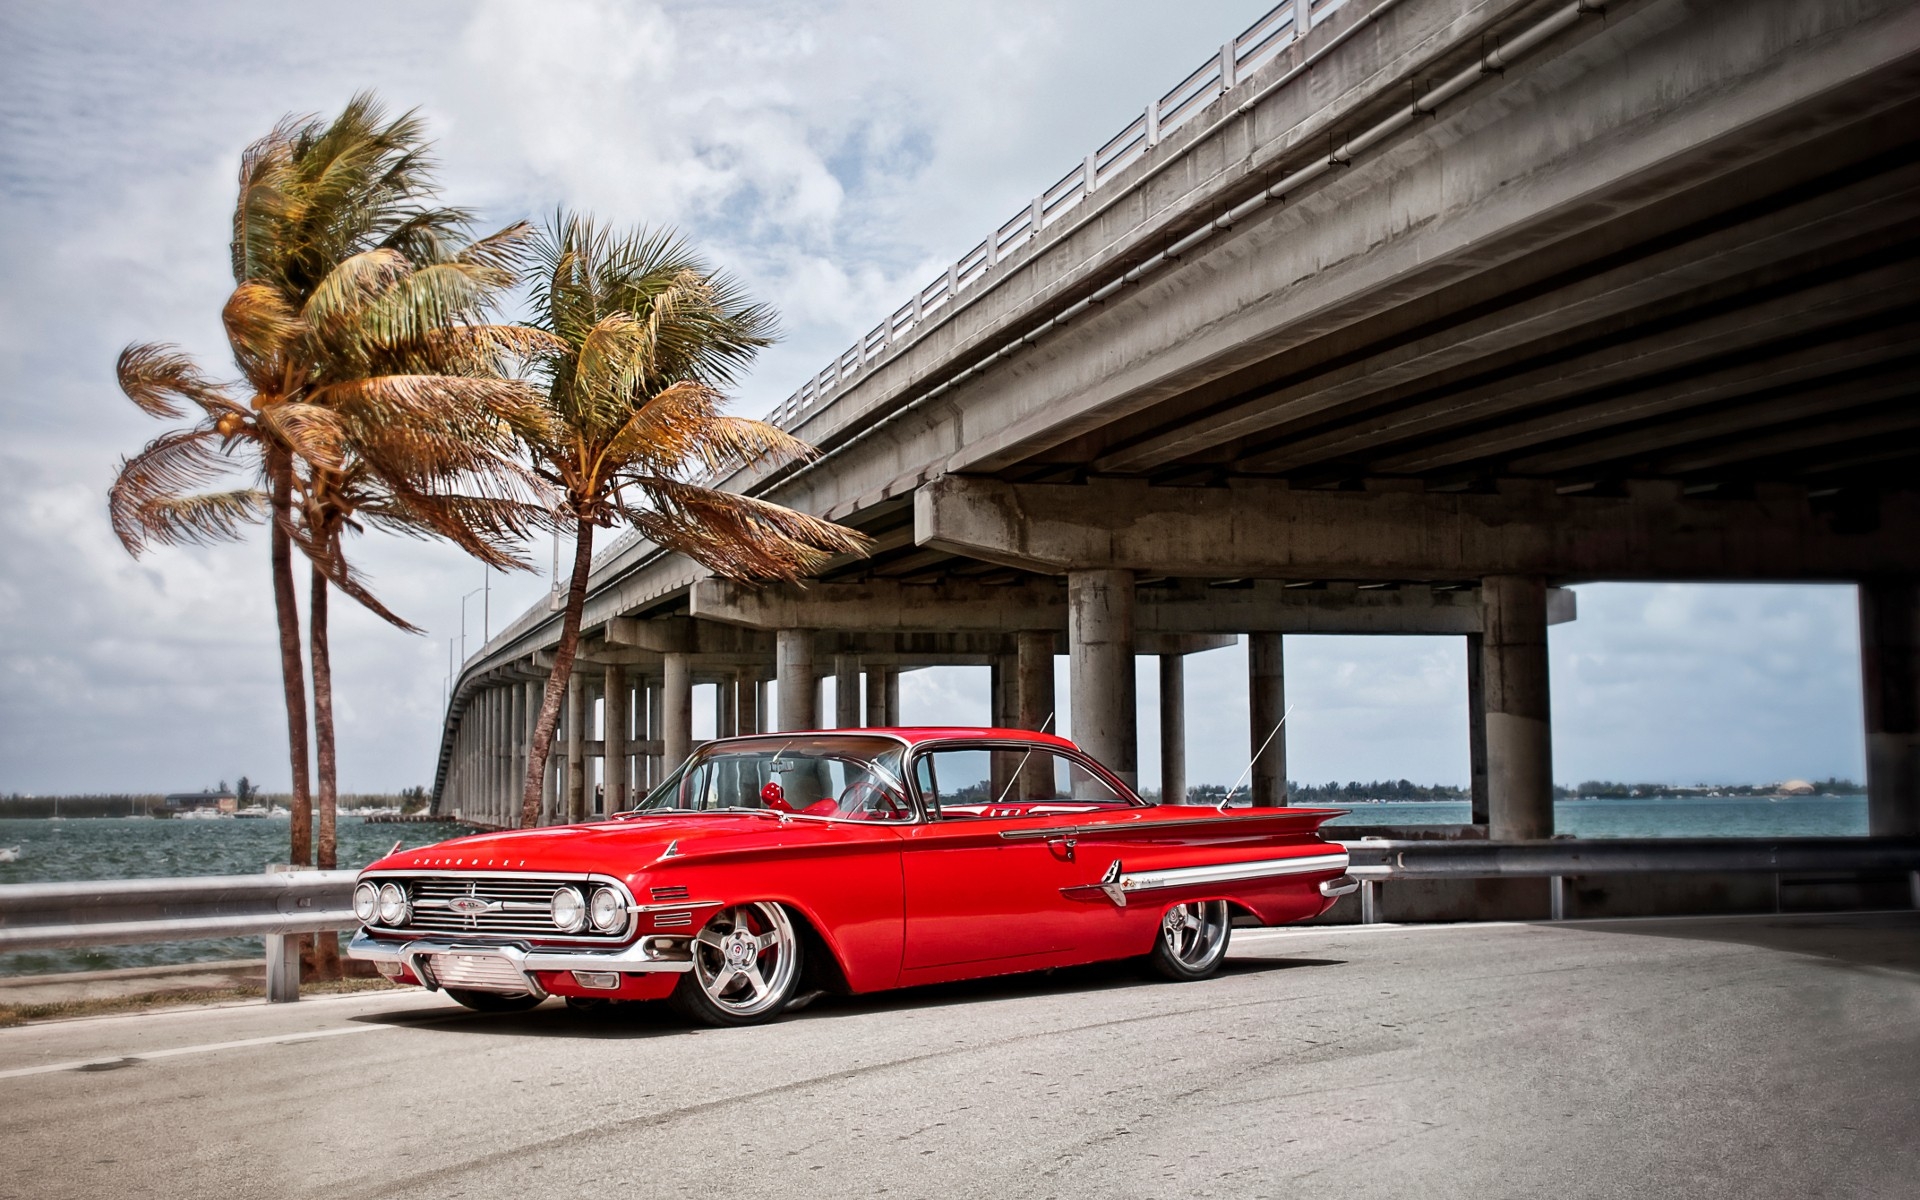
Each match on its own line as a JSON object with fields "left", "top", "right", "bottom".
{"left": 898, "top": 741, "right": 1133, "bottom": 973}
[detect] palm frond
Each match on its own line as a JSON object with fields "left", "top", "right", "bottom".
{"left": 615, "top": 475, "right": 872, "bottom": 583}
{"left": 116, "top": 344, "right": 241, "bottom": 420}
{"left": 108, "top": 428, "right": 258, "bottom": 551}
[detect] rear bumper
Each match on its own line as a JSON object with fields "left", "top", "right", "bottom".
{"left": 347, "top": 929, "right": 693, "bottom": 996}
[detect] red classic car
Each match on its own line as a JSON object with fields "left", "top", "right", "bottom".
{"left": 348, "top": 728, "right": 1356, "bottom": 1025}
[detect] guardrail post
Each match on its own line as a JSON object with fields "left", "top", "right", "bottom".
{"left": 1360, "top": 879, "right": 1378, "bottom": 924}
{"left": 1910, "top": 870, "right": 1918, "bottom": 910}
{"left": 1549, "top": 875, "right": 1567, "bottom": 921}
{"left": 265, "top": 863, "right": 305, "bottom": 1003}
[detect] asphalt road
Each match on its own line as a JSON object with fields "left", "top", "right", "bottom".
{"left": 2, "top": 912, "right": 1915, "bottom": 1200}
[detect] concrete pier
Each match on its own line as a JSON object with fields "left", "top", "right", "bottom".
{"left": 777, "top": 629, "right": 815, "bottom": 733}
{"left": 1483, "top": 575, "right": 1554, "bottom": 840}
{"left": 1158, "top": 654, "right": 1185, "bottom": 804}
{"left": 1862, "top": 579, "right": 1920, "bottom": 837}
{"left": 1248, "top": 632, "right": 1286, "bottom": 807}
{"left": 1067, "top": 569, "right": 1137, "bottom": 787}
{"left": 662, "top": 653, "right": 691, "bottom": 771}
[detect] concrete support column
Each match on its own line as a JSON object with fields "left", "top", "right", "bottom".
{"left": 521, "top": 680, "right": 538, "bottom": 812}
{"left": 486, "top": 689, "right": 500, "bottom": 824}
{"left": 1482, "top": 574, "right": 1554, "bottom": 840}
{"left": 1249, "top": 633, "right": 1287, "bottom": 807}
{"left": 737, "top": 671, "right": 760, "bottom": 736}
{"left": 663, "top": 652, "right": 693, "bottom": 770}
{"left": 715, "top": 676, "right": 738, "bottom": 740}
{"left": 885, "top": 670, "right": 901, "bottom": 725}
{"left": 1466, "top": 632, "right": 1490, "bottom": 827}
{"left": 835, "top": 654, "right": 860, "bottom": 728}
{"left": 1861, "top": 580, "right": 1920, "bottom": 837}
{"left": 645, "top": 680, "right": 664, "bottom": 787}
{"left": 1017, "top": 631, "right": 1056, "bottom": 732}
{"left": 989, "top": 653, "right": 1014, "bottom": 794}
{"left": 1068, "top": 569, "right": 1137, "bottom": 787}
{"left": 1160, "top": 654, "right": 1186, "bottom": 805}
{"left": 565, "top": 671, "right": 586, "bottom": 823}
{"left": 778, "top": 630, "right": 817, "bottom": 732}
{"left": 603, "top": 665, "right": 628, "bottom": 812}
{"left": 864, "top": 667, "right": 890, "bottom": 727}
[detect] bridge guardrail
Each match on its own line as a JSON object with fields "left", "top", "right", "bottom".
{"left": 0, "top": 869, "right": 358, "bottom": 1003}
{"left": 1339, "top": 837, "right": 1920, "bottom": 923}
{"left": 3, "top": 840, "right": 1916, "bottom": 1005}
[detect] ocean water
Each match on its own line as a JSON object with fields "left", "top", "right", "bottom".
{"left": 1322, "top": 794, "right": 1868, "bottom": 837}
{"left": 0, "top": 796, "right": 1870, "bottom": 977}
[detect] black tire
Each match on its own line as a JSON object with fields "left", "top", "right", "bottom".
{"left": 1144, "top": 900, "right": 1233, "bottom": 981}
{"left": 444, "top": 987, "right": 544, "bottom": 1013}
{"left": 669, "top": 901, "right": 804, "bottom": 1026}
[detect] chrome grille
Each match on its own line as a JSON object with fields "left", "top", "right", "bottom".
{"left": 423, "top": 950, "right": 532, "bottom": 994}
{"left": 382, "top": 876, "right": 627, "bottom": 940}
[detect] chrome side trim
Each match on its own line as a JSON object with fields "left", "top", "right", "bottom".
{"left": 999, "top": 813, "right": 1335, "bottom": 840}
{"left": 626, "top": 899, "right": 724, "bottom": 914}
{"left": 1063, "top": 852, "right": 1349, "bottom": 908}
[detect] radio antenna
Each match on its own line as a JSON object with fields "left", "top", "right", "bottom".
{"left": 1217, "top": 705, "right": 1293, "bottom": 813}
{"left": 992, "top": 712, "right": 1057, "bottom": 805}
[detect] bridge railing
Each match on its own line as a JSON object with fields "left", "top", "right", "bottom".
{"left": 0, "top": 869, "right": 357, "bottom": 1004}
{"left": 757, "top": 0, "right": 1350, "bottom": 437}
{"left": 4, "top": 839, "right": 1917, "bottom": 1011}
{"left": 1341, "top": 837, "right": 1920, "bottom": 924}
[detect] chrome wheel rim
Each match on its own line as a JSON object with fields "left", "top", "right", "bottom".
{"left": 1161, "top": 900, "right": 1229, "bottom": 968}
{"left": 691, "top": 902, "right": 798, "bottom": 1017}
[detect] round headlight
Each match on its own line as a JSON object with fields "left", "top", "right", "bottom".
{"left": 352, "top": 882, "right": 379, "bottom": 924}
{"left": 589, "top": 886, "right": 627, "bottom": 932}
{"left": 376, "top": 882, "right": 409, "bottom": 926}
{"left": 550, "top": 886, "right": 587, "bottom": 933}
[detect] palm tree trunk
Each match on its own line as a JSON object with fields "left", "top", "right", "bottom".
{"left": 309, "top": 559, "right": 341, "bottom": 980}
{"left": 268, "top": 451, "right": 313, "bottom": 867}
{"left": 521, "top": 515, "right": 595, "bottom": 827}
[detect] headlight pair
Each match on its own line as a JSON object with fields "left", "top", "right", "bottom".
{"left": 353, "top": 881, "right": 409, "bottom": 926}
{"left": 551, "top": 885, "right": 627, "bottom": 934}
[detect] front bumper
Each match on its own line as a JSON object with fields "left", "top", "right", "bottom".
{"left": 347, "top": 928, "right": 693, "bottom": 996}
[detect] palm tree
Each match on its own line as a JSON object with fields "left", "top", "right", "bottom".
{"left": 111, "top": 95, "right": 549, "bottom": 875}
{"left": 514, "top": 216, "right": 870, "bottom": 827}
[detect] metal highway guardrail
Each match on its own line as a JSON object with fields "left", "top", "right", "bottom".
{"left": 1341, "top": 837, "right": 1920, "bottom": 924}
{"left": 0, "top": 869, "right": 357, "bottom": 1003}
{"left": 2, "top": 839, "right": 1917, "bottom": 1004}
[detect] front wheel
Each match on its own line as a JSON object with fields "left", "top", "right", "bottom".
{"left": 670, "top": 901, "right": 803, "bottom": 1026}
{"left": 1144, "top": 900, "right": 1232, "bottom": 981}
{"left": 445, "top": 987, "right": 544, "bottom": 1013}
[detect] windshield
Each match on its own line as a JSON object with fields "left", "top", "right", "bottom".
{"left": 627, "top": 735, "right": 912, "bottom": 822}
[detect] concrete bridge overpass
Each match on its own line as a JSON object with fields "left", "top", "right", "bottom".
{"left": 436, "top": 0, "right": 1920, "bottom": 844}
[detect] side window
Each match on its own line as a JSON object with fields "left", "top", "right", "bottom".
{"left": 914, "top": 746, "right": 1129, "bottom": 819}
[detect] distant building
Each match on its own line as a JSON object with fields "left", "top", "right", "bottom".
{"left": 163, "top": 789, "right": 237, "bottom": 814}
{"left": 1777, "top": 779, "right": 1817, "bottom": 796}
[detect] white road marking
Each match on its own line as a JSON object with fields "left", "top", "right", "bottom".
{"left": 0, "top": 1021, "right": 385, "bottom": 1081}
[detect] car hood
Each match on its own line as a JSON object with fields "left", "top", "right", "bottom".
{"left": 360, "top": 813, "right": 876, "bottom": 879}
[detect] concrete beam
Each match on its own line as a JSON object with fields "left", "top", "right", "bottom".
{"left": 690, "top": 578, "right": 1065, "bottom": 633}
{"left": 696, "top": 577, "right": 1573, "bottom": 635}
{"left": 918, "top": 476, "right": 1920, "bottom": 583}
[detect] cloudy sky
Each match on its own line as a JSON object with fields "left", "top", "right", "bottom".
{"left": 0, "top": 0, "right": 1867, "bottom": 795}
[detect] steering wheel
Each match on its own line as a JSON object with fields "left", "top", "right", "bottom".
{"left": 838, "top": 780, "right": 908, "bottom": 821}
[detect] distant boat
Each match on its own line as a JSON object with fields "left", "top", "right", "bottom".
{"left": 234, "top": 805, "right": 270, "bottom": 819}
{"left": 0, "top": 846, "right": 21, "bottom": 863}
{"left": 177, "top": 808, "right": 229, "bottom": 821}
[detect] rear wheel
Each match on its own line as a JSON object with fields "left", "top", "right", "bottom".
{"left": 1144, "top": 900, "right": 1232, "bottom": 981}
{"left": 671, "top": 901, "right": 803, "bottom": 1026}
{"left": 445, "top": 987, "right": 544, "bottom": 1013}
